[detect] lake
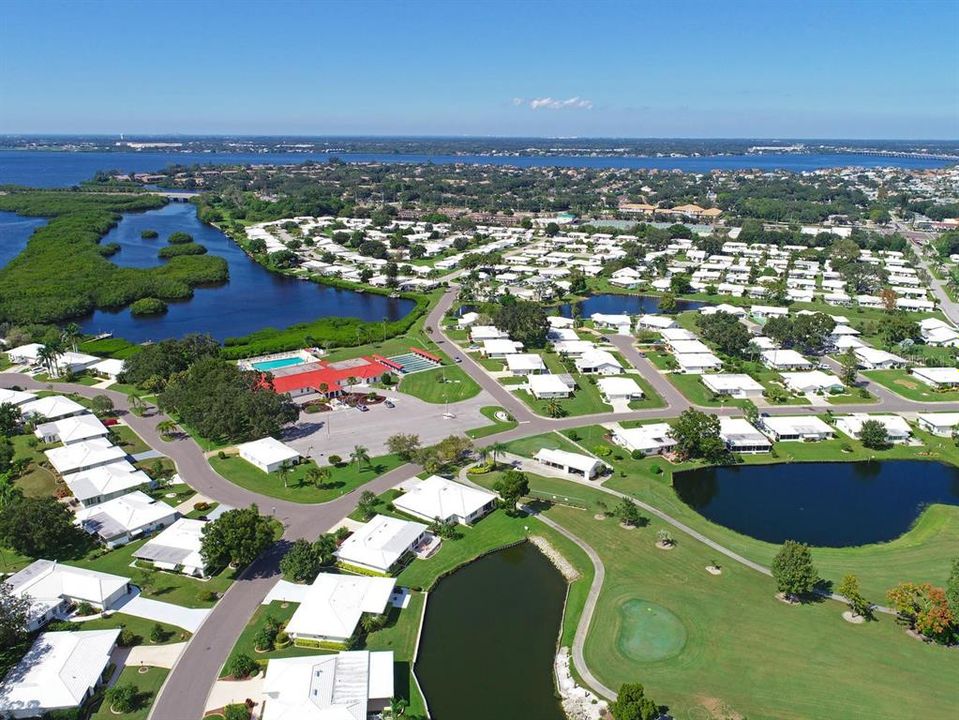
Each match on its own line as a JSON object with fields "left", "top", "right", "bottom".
{"left": 0, "top": 211, "right": 45, "bottom": 269}
{"left": 416, "top": 542, "right": 567, "bottom": 720}
{"left": 73, "top": 203, "right": 414, "bottom": 342}
{"left": 559, "top": 293, "right": 705, "bottom": 317}
{"left": 673, "top": 460, "right": 959, "bottom": 547}
{"left": 0, "top": 149, "right": 954, "bottom": 187}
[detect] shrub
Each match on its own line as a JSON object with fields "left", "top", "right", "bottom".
{"left": 75, "top": 601, "right": 96, "bottom": 617}
{"left": 167, "top": 231, "right": 194, "bottom": 245}
{"left": 593, "top": 445, "right": 612, "bottom": 457}
{"left": 217, "top": 450, "right": 227, "bottom": 460}
{"left": 150, "top": 623, "right": 168, "bottom": 643}
{"left": 328, "top": 454, "right": 343, "bottom": 466}
{"left": 106, "top": 683, "right": 139, "bottom": 713}
{"left": 194, "top": 501, "right": 211, "bottom": 512}
{"left": 158, "top": 242, "right": 207, "bottom": 258}
{"left": 224, "top": 704, "right": 251, "bottom": 720}
{"left": 118, "top": 628, "right": 140, "bottom": 647}
{"left": 141, "top": 229, "right": 159, "bottom": 239}
{"left": 130, "top": 297, "right": 168, "bottom": 316}
{"left": 226, "top": 653, "right": 258, "bottom": 679}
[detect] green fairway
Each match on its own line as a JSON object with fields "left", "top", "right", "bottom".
{"left": 209, "top": 453, "right": 405, "bottom": 503}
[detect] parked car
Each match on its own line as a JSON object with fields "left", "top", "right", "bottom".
{"left": 357, "top": 405, "right": 369, "bottom": 412}
{"left": 384, "top": 400, "right": 395, "bottom": 408}
{"left": 454, "top": 356, "right": 462, "bottom": 363}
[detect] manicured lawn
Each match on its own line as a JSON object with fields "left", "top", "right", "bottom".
{"left": 90, "top": 666, "right": 169, "bottom": 720}
{"left": 68, "top": 612, "right": 190, "bottom": 645}
{"left": 825, "top": 389, "right": 878, "bottom": 404}
{"left": 465, "top": 406, "right": 518, "bottom": 439}
{"left": 147, "top": 482, "right": 195, "bottom": 507}
{"left": 664, "top": 372, "right": 749, "bottom": 408}
{"left": 398, "top": 365, "right": 481, "bottom": 403}
{"left": 221, "top": 600, "right": 322, "bottom": 677}
{"left": 544, "top": 498, "right": 959, "bottom": 720}
{"left": 10, "top": 433, "right": 60, "bottom": 498}
{"left": 111, "top": 423, "right": 150, "bottom": 455}
{"left": 0, "top": 353, "right": 11, "bottom": 370}
{"left": 503, "top": 431, "right": 583, "bottom": 459}
{"left": 621, "top": 372, "right": 666, "bottom": 409}
{"left": 209, "top": 454, "right": 406, "bottom": 503}
{"left": 513, "top": 375, "right": 612, "bottom": 417}
{"left": 72, "top": 541, "right": 234, "bottom": 608}
{"left": 865, "top": 369, "right": 959, "bottom": 402}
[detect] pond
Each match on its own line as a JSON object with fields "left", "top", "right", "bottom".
{"left": 73, "top": 203, "right": 414, "bottom": 342}
{"left": 0, "top": 210, "right": 45, "bottom": 270}
{"left": 673, "top": 460, "right": 959, "bottom": 547}
{"left": 558, "top": 293, "right": 705, "bottom": 318}
{"left": 416, "top": 542, "right": 567, "bottom": 720}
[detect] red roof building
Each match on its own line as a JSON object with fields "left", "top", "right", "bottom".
{"left": 268, "top": 356, "right": 390, "bottom": 397}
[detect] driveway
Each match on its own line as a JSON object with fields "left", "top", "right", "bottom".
{"left": 282, "top": 388, "right": 493, "bottom": 459}
{"left": 113, "top": 591, "right": 211, "bottom": 633}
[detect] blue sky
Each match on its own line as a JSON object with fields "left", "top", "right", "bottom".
{"left": 1, "top": 0, "right": 957, "bottom": 138}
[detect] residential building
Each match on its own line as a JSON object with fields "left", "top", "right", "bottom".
{"left": 45, "top": 438, "right": 127, "bottom": 476}
{"left": 759, "top": 416, "right": 834, "bottom": 442}
{"left": 285, "top": 574, "right": 396, "bottom": 644}
{"left": 611, "top": 423, "right": 677, "bottom": 456}
{"left": 675, "top": 352, "right": 723, "bottom": 374}
{"left": 19, "top": 395, "right": 87, "bottom": 422}
{"left": 760, "top": 349, "right": 813, "bottom": 371}
{"left": 261, "top": 651, "right": 394, "bottom": 720}
{"left": 505, "top": 353, "right": 546, "bottom": 376}
{"left": 780, "top": 370, "right": 845, "bottom": 394}
{"left": 132, "top": 518, "right": 208, "bottom": 577}
{"left": 911, "top": 366, "right": 959, "bottom": 389}
{"left": 334, "top": 515, "right": 429, "bottom": 574}
{"left": 917, "top": 412, "right": 959, "bottom": 437}
{"left": 574, "top": 349, "right": 623, "bottom": 375}
{"left": 853, "top": 346, "right": 907, "bottom": 370}
{"left": 527, "top": 373, "right": 572, "bottom": 399}
{"left": 701, "top": 373, "right": 764, "bottom": 399}
{"left": 0, "top": 388, "right": 36, "bottom": 406}
{"left": 393, "top": 475, "right": 496, "bottom": 525}
{"left": 34, "top": 414, "right": 109, "bottom": 445}
{"left": 0, "top": 629, "right": 120, "bottom": 719}
{"left": 596, "top": 376, "right": 644, "bottom": 402}
{"left": 835, "top": 414, "right": 912, "bottom": 442}
{"left": 482, "top": 338, "right": 524, "bottom": 358}
{"left": 65, "top": 460, "right": 151, "bottom": 508}
{"left": 719, "top": 417, "right": 772, "bottom": 453}
{"left": 74, "top": 490, "right": 178, "bottom": 548}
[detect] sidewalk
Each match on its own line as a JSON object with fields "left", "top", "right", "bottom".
{"left": 112, "top": 590, "right": 211, "bottom": 633}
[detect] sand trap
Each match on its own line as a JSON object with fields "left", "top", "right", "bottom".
{"left": 842, "top": 611, "right": 865, "bottom": 624}
{"left": 706, "top": 565, "right": 722, "bottom": 575}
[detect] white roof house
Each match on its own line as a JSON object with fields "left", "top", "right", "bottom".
{"left": 574, "top": 349, "right": 623, "bottom": 375}
{"left": 551, "top": 339, "right": 594, "bottom": 356}
{"left": 132, "top": 518, "right": 208, "bottom": 577}
{"left": 237, "top": 437, "right": 302, "bottom": 474}
{"left": 534, "top": 448, "right": 603, "bottom": 479}
{"left": 0, "top": 388, "right": 36, "bottom": 406}
{"left": 393, "top": 475, "right": 497, "bottom": 526}
{"left": 760, "top": 416, "right": 834, "bottom": 442}
{"left": 261, "top": 651, "right": 394, "bottom": 720}
{"left": 675, "top": 352, "right": 723, "bottom": 374}
{"left": 505, "top": 353, "right": 546, "bottom": 375}
{"left": 74, "top": 490, "right": 177, "bottom": 548}
{"left": 285, "top": 573, "right": 396, "bottom": 643}
{"left": 761, "top": 349, "right": 813, "bottom": 371}
{"left": 835, "top": 414, "right": 912, "bottom": 442}
{"left": 456, "top": 311, "right": 480, "bottom": 328}
{"left": 527, "top": 373, "right": 572, "bottom": 399}
{"left": 637, "top": 314, "right": 677, "bottom": 330}
{"left": 481, "top": 338, "right": 524, "bottom": 358}
{"left": 19, "top": 395, "right": 87, "bottom": 422}
{"left": 89, "top": 358, "right": 125, "bottom": 379}
{"left": 0, "top": 629, "right": 120, "bottom": 719}
{"left": 65, "top": 460, "right": 151, "bottom": 508}
{"left": 854, "top": 346, "right": 907, "bottom": 370}
{"left": 34, "top": 413, "right": 109, "bottom": 445}
{"left": 917, "top": 412, "right": 959, "bottom": 437}
{"left": 470, "top": 325, "right": 508, "bottom": 342}
{"left": 5, "top": 343, "right": 43, "bottom": 365}
{"left": 701, "top": 373, "right": 764, "bottom": 398}
{"left": 334, "top": 515, "right": 428, "bottom": 574}
{"left": 718, "top": 417, "right": 771, "bottom": 453}
{"left": 4, "top": 559, "right": 130, "bottom": 631}
{"left": 45, "top": 438, "right": 127, "bottom": 476}
{"left": 596, "top": 376, "right": 644, "bottom": 401}
{"left": 911, "top": 366, "right": 959, "bottom": 389}
{"left": 780, "top": 370, "right": 845, "bottom": 394}
{"left": 591, "top": 313, "right": 632, "bottom": 332}
{"left": 611, "top": 423, "right": 677, "bottom": 456}
{"left": 668, "top": 339, "right": 712, "bottom": 355}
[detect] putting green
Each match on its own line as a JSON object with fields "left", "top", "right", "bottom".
{"left": 616, "top": 599, "right": 687, "bottom": 662}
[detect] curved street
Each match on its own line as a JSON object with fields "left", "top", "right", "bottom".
{"left": 0, "top": 288, "right": 942, "bottom": 717}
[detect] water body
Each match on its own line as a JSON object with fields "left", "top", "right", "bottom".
{"left": 558, "top": 293, "right": 705, "bottom": 317}
{"left": 674, "top": 460, "right": 959, "bottom": 547}
{"left": 0, "top": 211, "right": 45, "bottom": 269}
{"left": 416, "top": 542, "right": 567, "bottom": 720}
{"left": 74, "top": 203, "right": 413, "bottom": 342}
{"left": 0, "top": 149, "right": 953, "bottom": 188}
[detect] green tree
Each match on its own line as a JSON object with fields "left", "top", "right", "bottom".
{"left": 946, "top": 557, "right": 959, "bottom": 618}
{"left": 356, "top": 490, "right": 379, "bottom": 520}
{"left": 150, "top": 622, "right": 168, "bottom": 643}
{"left": 0, "top": 496, "right": 89, "bottom": 558}
{"left": 838, "top": 347, "right": 859, "bottom": 386}
{"left": 226, "top": 652, "right": 258, "bottom": 679}
{"left": 277, "top": 459, "right": 294, "bottom": 489}
{"left": 858, "top": 419, "right": 889, "bottom": 450}
{"left": 493, "top": 469, "right": 529, "bottom": 512}
{"left": 0, "top": 582, "right": 31, "bottom": 650}
{"left": 658, "top": 291, "right": 678, "bottom": 314}
{"left": 609, "top": 682, "right": 660, "bottom": 720}
{"left": 280, "top": 538, "right": 321, "bottom": 583}
{"left": 668, "top": 409, "right": 727, "bottom": 462}
{"left": 771, "top": 540, "right": 818, "bottom": 600}
{"left": 223, "top": 704, "right": 251, "bottom": 720}
{"left": 350, "top": 445, "right": 372, "bottom": 471}
{"left": 0, "top": 438, "right": 13, "bottom": 475}
{"left": 89, "top": 395, "right": 114, "bottom": 417}
{"left": 106, "top": 684, "right": 140, "bottom": 713}
{"left": 386, "top": 433, "right": 421, "bottom": 461}
{"left": 200, "top": 505, "right": 274, "bottom": 570}
{"left": 491, "top": 300, "right": 549, "bottom": 349}
{"left": 306, "top": 465, "right": 332, "bottom": 488}
{"left": 615, "top": 497, "right": 642, "bottom": 527}
{"left": 837, "top": 574, "right": 871, "bottom": 618}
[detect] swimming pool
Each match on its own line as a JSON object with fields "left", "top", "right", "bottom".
{"left": 251, "top": 357, "right": 306, "bottom": 372}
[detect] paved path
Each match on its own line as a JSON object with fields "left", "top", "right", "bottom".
{"left": 915, "top": 247, "right": 959, "bottom": 325}
{"left": 113, "top": 591, "right": 211, "bottom": 633}
{"left": 124, "top": 642, "right": 188, "bottom": 670}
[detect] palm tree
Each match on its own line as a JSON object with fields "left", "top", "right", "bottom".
{"left": 156, "top": 420, "right": 177, "bottom": 440}
{"left": 488, "top": 441, "right": 507, "bottom": 467}
{"left": 36, "top": 344, "right": 62, "bottom": 376}
{"left": 307, "top": 465, "right": 331, "bottom": 488}
{"left": 277, "top": 460, "right": 294, "bottom": 488}
{"left": 127, "top": 393, "right": 144, "bottom": 416}
{"left": 61, "top": 323, "right": 82, "bottom": 353}
{"left": 350, "top": 445, "right": 371, "bottom": 471}
{"left": 545, "top": 400, "right": 566, "bottom": 418}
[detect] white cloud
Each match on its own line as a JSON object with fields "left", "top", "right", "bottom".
{"left": 531, "top": 96, "right": 593, "bottom": 110}
{"left": 514, "top": 96, "right": 594, "bottom": 110}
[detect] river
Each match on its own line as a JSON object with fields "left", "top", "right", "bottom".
{"left": 0, "top": 149, "right": 953, "bottom": 188}
{"left": 0, "top": 211, "right": 45, "bottom": 269}
{"left": 673, "top": 460, "right": 959, "bottom": 547}
{"left": 74, "top": 203, "right": 414, "bottom": 342}
{"left": 415, "top": 542, "right": 567, "bottom": 720}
